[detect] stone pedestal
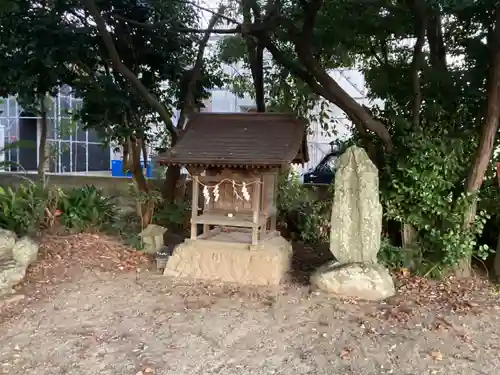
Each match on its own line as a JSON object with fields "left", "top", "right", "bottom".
{"left": 163, "top": 235, "right": 292, "bottom": 286}
{"left": 311, "top": 262, "right": 395, "bottom": 301}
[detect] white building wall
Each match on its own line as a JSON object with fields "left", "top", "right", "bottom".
{"left": 202, "top": 67, "right": 369, "bottom": 174}
{"left": 0, "top": 125, "right": 4, "bottom": 170}
{"left": 304, "top": 69, "right": 368, "bottom": 173}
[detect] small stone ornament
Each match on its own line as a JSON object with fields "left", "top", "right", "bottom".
{"left": 138, "top": 224, "right": 167, "bottom": 255}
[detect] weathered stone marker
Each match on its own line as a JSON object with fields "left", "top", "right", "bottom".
{"left": 329, "top": 146, "right": 382, "bottom": 263}
{"left": 311, "top": 146, "right": 395, "bottom": 301}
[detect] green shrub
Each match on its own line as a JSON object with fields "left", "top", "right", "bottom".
{"left": 276, "top": 171, "right": 309, "bottom": 215}
{"left": 106, "top": 211, "right": 144, "bottom": 249}
{"left": 277, "top": 170, "right": 333, "bottom": 245}
{"left": 0, "top": 182, "right": 48, "bottom": 236}
{"left": 58, "top": 185, "right": 116, "bottom": 231}
{"left": 154, "top": 200, "right": 190, "bottom": 231}
{"left": 377, "top": 237, "right": 422, "bottom": 271}
{"left": 382, "top": 129, "right": 492, "bottom": 275}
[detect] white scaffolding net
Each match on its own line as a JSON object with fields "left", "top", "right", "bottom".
{"left": 0, "top": 90, "right": 109, "bottom": 174}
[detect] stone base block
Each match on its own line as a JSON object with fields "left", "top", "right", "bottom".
{"left": 0, "top": 259, "right": 27, "bottom": 296}
{"left": 163, "top": 235, "right": 292, "bottom": 285}
{"left": 311, "top": 261, "right": 395, "bottom": 301}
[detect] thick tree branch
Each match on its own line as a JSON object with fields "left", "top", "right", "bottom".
{"left": 255, "top": 33, "right": 328, "bottom": 98}
{"left": 111, "top": 0, "right": 239, "bottom": 29}
{"left": 426, "top": 6, "right": 447, "bottom": 71}
{"left": 185, "top": 0, "right": 239, "bottom": 25}
{"left": 80, "top": 0, "right": 177, "bottom": 140}
{"left": 177, "top": 6, "right": 225, "bottom": 129}
{"left": 300, "top": 0, "right": 322, "bottom": 40}
{"left": 282, "top": 0, "right": 392, "bottom": 150}
{"left": 113, "top": 9, "right": 284, "bottom": 36}
{"left": 466, "top": 4, "right": 500, "bottom": 193}
{"left": 242, "top": 0, "right": 265, "bottom": 111}
{"left": 410, "top": 0, "right": 427, "bottom": 129}
{"left": 112, "top": 14, "right": 241, "bottom": 34}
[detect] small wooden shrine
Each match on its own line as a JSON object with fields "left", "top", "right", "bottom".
{"left": 157, "top": 112, "right": 308, "bottom": 249}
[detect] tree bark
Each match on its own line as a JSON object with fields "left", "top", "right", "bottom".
{"left": 129, "top": 136, "right": 154, "bottom": 226}
{"left": 245, "top": 39, "right": 265, "bottom": 112}
{"left": 163, "top": 164, "right": 181, "bottom": 203}
{"left": 410, "top": 0, "right": 426, "bottom": 130}
{"left": 402, "top": 0, "right": 426, "bottom": 247}
{"left": 37, "top": 95, "right": 48, "bottom": 184}
{"left": 242, "top": 0, "right": 265, "bottom": 112}
{"left": 141, "top": 139, "right": 148, "bottom": 172}
{"left": 459, "top": 5, "right": 500, "bottom": 277}
{"left": 426, "top": 7, "right": 447, "bottom": 72}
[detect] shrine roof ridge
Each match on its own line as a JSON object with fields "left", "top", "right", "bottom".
{"left": 157, "top": 112, "right": 309, "bottom": 168}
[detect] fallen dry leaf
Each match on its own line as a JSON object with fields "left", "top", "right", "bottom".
{"left": 340, "top": 346, "right": 353, "bottom": 360}
{"left": 400, "top": 268, "right": 410, "bottom": 277}
{"left": 379, "top": 272, "right": 497, "bottom": 322}
{"left": 429, "top": 349, "right": 443, "bottom": 361}
{"left": 17, "top": 233, "right": 150, "bottom": 291}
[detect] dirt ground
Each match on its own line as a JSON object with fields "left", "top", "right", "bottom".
{"left": 0, "top": 234, "right": 499, "bottom": 375}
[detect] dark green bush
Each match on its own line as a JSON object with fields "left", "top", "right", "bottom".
{"left": 58, "top": 185, "right": 117, "bottom": 231}
{"left": 277, "top": 171, "right": 333, "bottom": 245}
{"left": 0, "top": 182, "right": 48, "bottom": 236}
{"left": 153, "top": 200, "right": 190, "bottom": 232}
{"left": 0, "top": 182, "right": 118, "bottom": 236}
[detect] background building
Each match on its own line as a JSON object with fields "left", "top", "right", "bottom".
{"left": 0, "top": 86, "right": 110, "bottom": 174}
{"left": 0, "top": 38, "right": 370, "bottom": 176}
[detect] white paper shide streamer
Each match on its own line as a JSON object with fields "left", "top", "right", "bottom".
{"left": 203, "top": 185, "right": 210, "bottom": 204}
{"left": 213, "top": 184, "right": 220, "bottom": 202}
{"left": 241, "top": 182, "right": 250, "bottom": 201}
{"left": 196, "top": 175, "right": 259, "bottom": 204}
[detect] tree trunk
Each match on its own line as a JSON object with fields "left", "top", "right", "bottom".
{"left": 402, "top": 223, "right": 418, "bottom": 247}
{"left": 426, "top": 7, "right": 447, "bottom": 72}
{"left": 141, "top": 140, "right": 148, "bottom": 167}
{"left": 122, "top": 140, "right": 129, "bottom": 174}
{"left": 494, "top": 227, "right": 500, "bottom": 280}
{"left": 37, "top": 95, "right": 48, "bottom": 185}
{"left": 129, "top": 137, "right": 154, "bottom": 226}
{"left": 459, "top": 5, "right": 500, "bottom": 277}
{"left": 495, "top": 162, "right": 500, "bottom": 280}
{"left": 245, "top": 39, "right": 265, "bottom": 112}
{"left": 401, "top": 0, "right": 426, "bottom": 248}
{"left": 242, "top": 1, "right": 265, "bottom": 112}
{"left": 163, "top": 165, "right": 181, "bottom": 204}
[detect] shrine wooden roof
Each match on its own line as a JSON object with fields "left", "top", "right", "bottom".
{"left": 156, "top": 112, "right": 309, "bottom": 168}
